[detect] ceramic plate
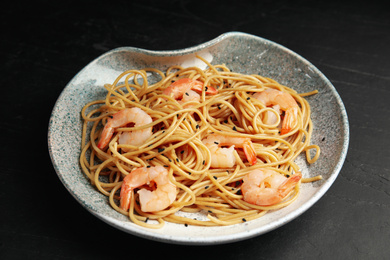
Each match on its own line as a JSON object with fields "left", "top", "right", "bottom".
{"left": 48, "top": 32, "right": 349, "bottom": 245}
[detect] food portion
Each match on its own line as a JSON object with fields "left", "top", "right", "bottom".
{"left": 80, "top": 56, "right": 321, "bottom": 228}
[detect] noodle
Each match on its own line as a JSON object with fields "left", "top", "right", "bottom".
{"left": 79, "top": 55, "right": 321, "bottom": 228}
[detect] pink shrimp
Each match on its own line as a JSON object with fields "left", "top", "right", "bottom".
{"left": 97, "top": 107, "right": 153, "bottom": 150}
{"left": 120, "top": 165, "right": 177, "bottom": 212}
{"left": 253, "top": 88, "right": 299, "bottom": 135}
{"left": 202, "top": 134, "right": 257, "bottom": 168}
{"left": 241, "top": 169, "right": 302, "bottom": 206}
{"left": 163, "top": 78, "right": 218, "bottom": 103}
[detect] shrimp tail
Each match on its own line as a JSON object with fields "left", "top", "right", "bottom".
{"left": 243, "top": 141, "right": 257, "bottom": 165}
{"left": 281, "top": 107, "right": 298, "bottom": 135}
{"left": 120, "top": 182, "right": 133, "bottom": 211}
{"left": 278, "top": 172, "right": 302, "bottom": 198}
{"left": 97, "top": 125, "right": 114, "bottom": 149}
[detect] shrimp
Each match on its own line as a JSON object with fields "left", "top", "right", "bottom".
{"left": 202, "top": 134, "right": 257, "bottom": 168}
{"left": 163, "top": 78, "right": 218, "bottom": 104}
{"left": 97, "top": 107, "right": 153, "bottom": 150}
{"left": 120, "top": 165, "right": 177, "bottom": 212}
{"left": 241, "top": 169, "right": 302, "bottom": 206}
{"left": 253, "top": 88, "right": 299, "bottom": 135}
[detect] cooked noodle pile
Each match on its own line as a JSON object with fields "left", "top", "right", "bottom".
{"left": 80, "top": 56, "right": 321, "bottom": 228}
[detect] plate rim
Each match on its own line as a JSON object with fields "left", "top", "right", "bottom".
{"left": 48, "top": 31, "right": 349, "bottom": 245}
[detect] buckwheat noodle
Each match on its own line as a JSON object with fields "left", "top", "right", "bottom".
{"left": 79, "top": 55, "right": 321, "bottom": 228}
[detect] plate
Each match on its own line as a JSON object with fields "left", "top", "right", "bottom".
{"left": 48, "top": 32, "right": 349, "bottom": 245}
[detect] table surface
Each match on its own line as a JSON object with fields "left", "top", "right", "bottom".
{"left": 1, "top": 1, "right": 389, "bottom": 259}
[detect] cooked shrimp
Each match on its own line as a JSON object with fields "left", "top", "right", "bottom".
{"left": 253, "top": 88, "right": 299, "bottom": 135}
{"left": 97, "top": 107, "right": 153, "bottom": 150}
{"left": 163, "top": 78, "right": 218, "bottom": 104}
{"left": 202, "top": 134, "right": 257, "bottom": 168}
{"left": 176, "top": 89, "right": 201, "bottom": 109}
{"left": 120, "top": 165, "right": 177, "bottom": 212}
{"left": 264, "top": 105, "right": 280, "bottom": 125}
{"left": 241, "top": 169, "right": 302, "bottom": 206}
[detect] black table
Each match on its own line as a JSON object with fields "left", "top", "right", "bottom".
{"left": 2, "top": 1, "right": 389, "bottom": 259}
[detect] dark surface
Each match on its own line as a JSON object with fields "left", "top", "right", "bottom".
{"left": 1, "top": 0, "right": 389, "bottom": 259}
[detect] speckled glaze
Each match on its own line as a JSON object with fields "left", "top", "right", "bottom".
{"left": 48, "top": 32, "right": 349, "bottom": 245}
